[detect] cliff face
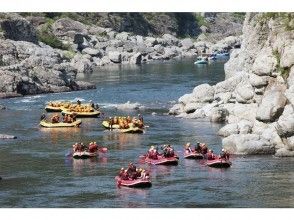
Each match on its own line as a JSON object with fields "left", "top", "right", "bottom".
{"left": 170, "top": 13, "right": 294, "bottom": 156}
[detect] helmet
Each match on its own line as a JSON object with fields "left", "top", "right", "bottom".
{"left": 186, "top": 143, "right": 191, "bottom": 147}
{"left": 222, "top": 149, "right": 225, "bottom": 152}
{"left": 121, "top": 168, "right": 124, "bottom": 171}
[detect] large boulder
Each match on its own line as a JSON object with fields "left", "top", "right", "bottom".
{"left": 52, "top": 18, "right": 88, "bottom": 38}
{"left": 1, "top": 18, "right": 38, "bottom": 44}
{"left": 192, "top": 84, "right": 215, "bottom": 103}
{"left": 115, "top": 32, "right": 129, "bottom": 41}
{"left": 209, "top": 107, "right": 229, "bottom": 122}
{"left": 280, "top": 43, "right": 294, "bottom": 68}
{"left": 285, "top": 86, "right": 294, "bottom": 106}
{"left": 235, "top": 82, "right": 254, "bottom": 103}
{"left": 82, "top": 48, "right": 103, "bottom": 57}
{"left": 129, "top": 53, "right": 142, "bottom": 64}
{"left": 256, "top": 90, "right": 287, "bottom": 122}
{"left": 252, "top": 47, "right": 277, "bottom": 76}
{"left": 249, "top": 74, "right": 269, "bottom": 88}
{"left": 179, "top": 38, "right": 194, "bottom": 50}
{"left": 218, "top": 123, "right": 239, "bottom": 137}
{"left": 222, "top": 134, "right": 275, "bottom": 155}
{"left": 161, "top": 34, "right": 179, "bottom": 46}
{"left": 108, "top": 51, "right": 122, "bottom": 63}
{"left": 287, "top": 66, "right": 294, "bottom": 87}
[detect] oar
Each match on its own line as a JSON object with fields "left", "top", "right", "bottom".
{"left": 65, "top": 150, "right": 73, "bottom": 157}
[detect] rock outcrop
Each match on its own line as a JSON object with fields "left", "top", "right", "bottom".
{"left": 170, "top": 13, "right": 294, "bottom": 157}
{"left": 0, "top": 134, "right": 17, "bottom": 139}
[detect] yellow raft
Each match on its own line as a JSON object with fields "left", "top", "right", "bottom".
{"left": 102, "top": 121, "right": 144, "bottom": 133}
{"left": 40, "top": 120, "right": 82, "bottom": 128}
{"left": 61, "top": 109, "right": 100, "bottom": 118}
{"left": 45, "top": 105, "right": 66, "bottom": 112}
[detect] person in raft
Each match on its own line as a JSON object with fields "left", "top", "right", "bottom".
{"left": 195, "top": 142, "right": 202, "bottom": 153}
{"left": 207, "top": 150, "right": 216, "bottom": 160}
{"left": 148, "top": 146, "right": 158, "bottom": 159}
{"left": 162, "top": 144, "right": 175, "bottom": 158}
{"left": 219, "top": 149, "right": 230, "bottom": 160}
{"left": 88, "top": 142, "right": 98, "bottom": 153}
{"left": 200, "top": 143, "right": 208, "bottom": 155}
{"left": 77, "top": 100, "right": 81, "bottom": 105}
{"left": 126, "top": 163, "right": 137, "bottom": 179}
{"left": 138, "top": 114, "right": 144, "bottom": 124}
{"left": 184, "top": 143, "right": 193, "bottom": 153}
{"left": 51, "top": 114, "right": 60, "bottom": 123}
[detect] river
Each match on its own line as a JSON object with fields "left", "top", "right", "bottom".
{"left": 0, "top": 57, "right": 293, "bottom": 208}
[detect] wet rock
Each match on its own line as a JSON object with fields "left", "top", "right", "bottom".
{"left": 209, "top": 107, "right": 229, "bottom": 122}
{"left": 0, "top": 134, "right": 17, "bottom": 139}
{"left": 275, "top": 148, "right": 294, "bottom": 157}
{"left": 0, "top": 105, "right": 6, "bottom": 110}
{"left": 129, "top": 53, "right": 142, "bottom": 64}
{"left": 168, "top": 103, "right": 184, "bottom": 115}
{"left": 108, "top": 51, "right": 122, "bottom": 63}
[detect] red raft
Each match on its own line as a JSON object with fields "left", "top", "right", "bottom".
{"left": 184, "top": 151, "right": 204, "bottom": 159}
{"left": 115, "top": 176, "right": 152, "bottom": 188}
{"left": 206, "top": 158, "right": 232, "bottom": 168}
{"left": 142, "top": 155, "right": 179, "bottom": 165}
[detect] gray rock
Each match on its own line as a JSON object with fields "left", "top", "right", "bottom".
{"left": 129, "top": 53, "right": 142, "bottom": 64}
{"left": 275, "top": 148, "right": 294, "bottom": 157}
{"left": 0, "top": 134, "right": 17, "bottom": 139}
{"left": 238, "top": 119, "right": 253, "bottom": 134}
{"left": 179, "top": 38, "right": 194, "bottom": 49}
{"left": 235, "top": 82, "right": 254, "bottom": 103}
{"left": 252, "top": 47, "right": 277, "bottom": 76}
{"left": 115, "top": 32, "right": 129, "bottom": 41}
{"left": 192, "top": 84, "right": 215, "bottom": 103}
{"left": 153, "top": 44, "right": 165, "bottom": 54}
{"left": 287, "top": 66, "right": 294, "bottom": 87}
{"left": 183, "top": 103, "right": 204, "bottom": 114}
{"left": 1, "top": 18, "right": 38, "bottom": 44}
{"left": 52, "top": 18, "right": 88, "bottom": 37}
{"left": 218, "top": 123, "right": 239, "bottom": 137}
{"left": 0, "top": 105, "right": 6, "bottom": 110}
{"left": 280, "top": 43, "right": 294, "bottom": 68}
{"left": 276, "top": 115, "right": 294, "bottom": 138}
{"left": 168, "top": 103, "right": 184, "bottom": 115}
{"left": 214, "top": 72, "right": 247, "bottom": 94}
{"left": 223, "top": 134, "right": 274, "bottom": 155}
{"left": 108, "top": 51, "right": 122, "bottom": 63}
{"left": 285, "top": 85, "right": 294, "bottom": 106}
{"left": 249, "top": 74, "right": 269, "bottom": 88}
{"left": 145, "top": 37, "right": 158, "bottom": 47}
{"left": 209, "top": 107, "right": 228, "bottom": 122}
{"left": 162, "top": 34, "right": 179, "bottom": 46}
{"left": 73, "top": 34, "right": 91, "bottom": 51}
{"left": 256, "top": 90, "right": 287, "bottom": 122}
{"left": 82, "top": 48, "right": 103, "bottom": 57}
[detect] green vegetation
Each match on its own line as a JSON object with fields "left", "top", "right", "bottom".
{"left": 36, "top": 21, "right": 69, "bottom": 50}
{"left": 273, "top": 49, "right": 290, "bottom": 80}
{"left": 63, "top": 50, "right": 76, "bottom": 61}
{"left": 195, "top": 14, "right": 208, "bottom": 27}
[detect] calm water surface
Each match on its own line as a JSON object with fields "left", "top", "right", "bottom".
{"left": 0, "top": 58, "right": 293, "bottom": 208}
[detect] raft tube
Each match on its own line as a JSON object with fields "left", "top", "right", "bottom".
{"left": 143, "top": 155, "right": 179, "bottom": 165}
{"left": 115, "top": 176, "right": 152, "bottom": 188}
{"left": 206, "top": 158, "right": 232, "bottom": 168}
{"left": 40, "top": 120, "right": 82, "bottom": 128}
{"left": 61, "top": 109, "right": 100, "bottom": 118}
{"left": 73, "top": 151, "right": 97, "bottom": 159}
{"left": 184, "top": 151, "right": 204, "bottom": 159}
{"left": 102, "top": 121, "right": 144, "bottom": 133}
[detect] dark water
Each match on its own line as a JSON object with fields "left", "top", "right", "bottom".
{"left": 0, "top": 58, "right": 293, "bottom": 208}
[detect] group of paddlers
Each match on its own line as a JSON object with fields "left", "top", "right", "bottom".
{"left": 48, "top": 100, "right": 99, "bottom": 113}
{"left": 184, "top": 142, "right": 230, "bottom": 160}
{"left": 118, "top": 162, "right": 150, "bottom": 180}
{"left": 108, "top": 114, "right": 144, "bottom": 129}
{"left": 72, "top": 142, "right": 100, "bottom": 153}
{"left": 147, "top": 144, "right": 175, "bottom": 159}
{"left": 43, "top": 113, "right": 77, "bottom": 123}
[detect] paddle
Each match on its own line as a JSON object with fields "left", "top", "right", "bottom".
{"left": 65, "top": 150, "right": 73, "bottom": 157}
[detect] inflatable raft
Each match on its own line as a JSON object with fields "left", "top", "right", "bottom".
{"left": 102, "top": 121, "right": 144, "bottom": 133}
{"left": 184, "top": 151, "right": 204, "bottom": 159}
{"left": 45, "top": 105, "right": 65, "bottom": 112}
{"left": 206, "top": 158, "right": 232, "bottom": 168}
{"left": 62, "top": 109, "right": 100, "bottom": 118}
{"left": 115, "top": 176, "right": 152, "bottom": 188}
{"left": 143, "top": 155, "right": 179, "bottom": 165}
{"left": 73, "top": 151, "right": 97, "bottom": 159}
{"left": 40, "top": 120, "right": 82, "bottom": 128}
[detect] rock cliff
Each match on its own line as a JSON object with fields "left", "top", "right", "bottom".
{"left": 169, "top": 13, "right": 294, "bottom": 156}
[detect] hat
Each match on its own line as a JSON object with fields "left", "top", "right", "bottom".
{"left": 185, "top": 143, "right": 191, "bottom": 147}
{"left": 121, "top": 168, "right": 124, "bottom": 171}
{"left": 222, "top": 149, "right": 225, "bottom": 152}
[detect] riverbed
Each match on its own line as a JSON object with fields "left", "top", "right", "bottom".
{"left": 0, "top": 58, "right": 293, "bottom": 208}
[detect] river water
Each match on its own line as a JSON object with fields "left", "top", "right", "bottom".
{"left": 0, "top": 58, "right": 293, "bottom": 208}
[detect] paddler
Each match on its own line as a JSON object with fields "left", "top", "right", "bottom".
{"left": 88, "top": 142, "right": 97, "bottom": 153}
{"left": 207, "top": 150, "right": 216, "bottom": 160}
{"left": 220, "top": 149, "right": 230, "bottom": 160}
{"left": 138, "top": 114, "right": 144, "bottom": 124}
{"left": 201, "top": 143, "right": 208, "bottom": 155}
{"left": 195, "top": 142, "right": 202, "bottom": 153}
{"left": 118, "top": 168, "right": 125, "bottom": 178}
{"left": 185, "top": 143, "right": 192, "bottom": 153}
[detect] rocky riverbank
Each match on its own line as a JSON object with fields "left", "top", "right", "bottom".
{"left": 0, "top": 13, "right": 242, "bottom": 98}
{"left": 169, "top": 13, "right": 294, "bottom": 157}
